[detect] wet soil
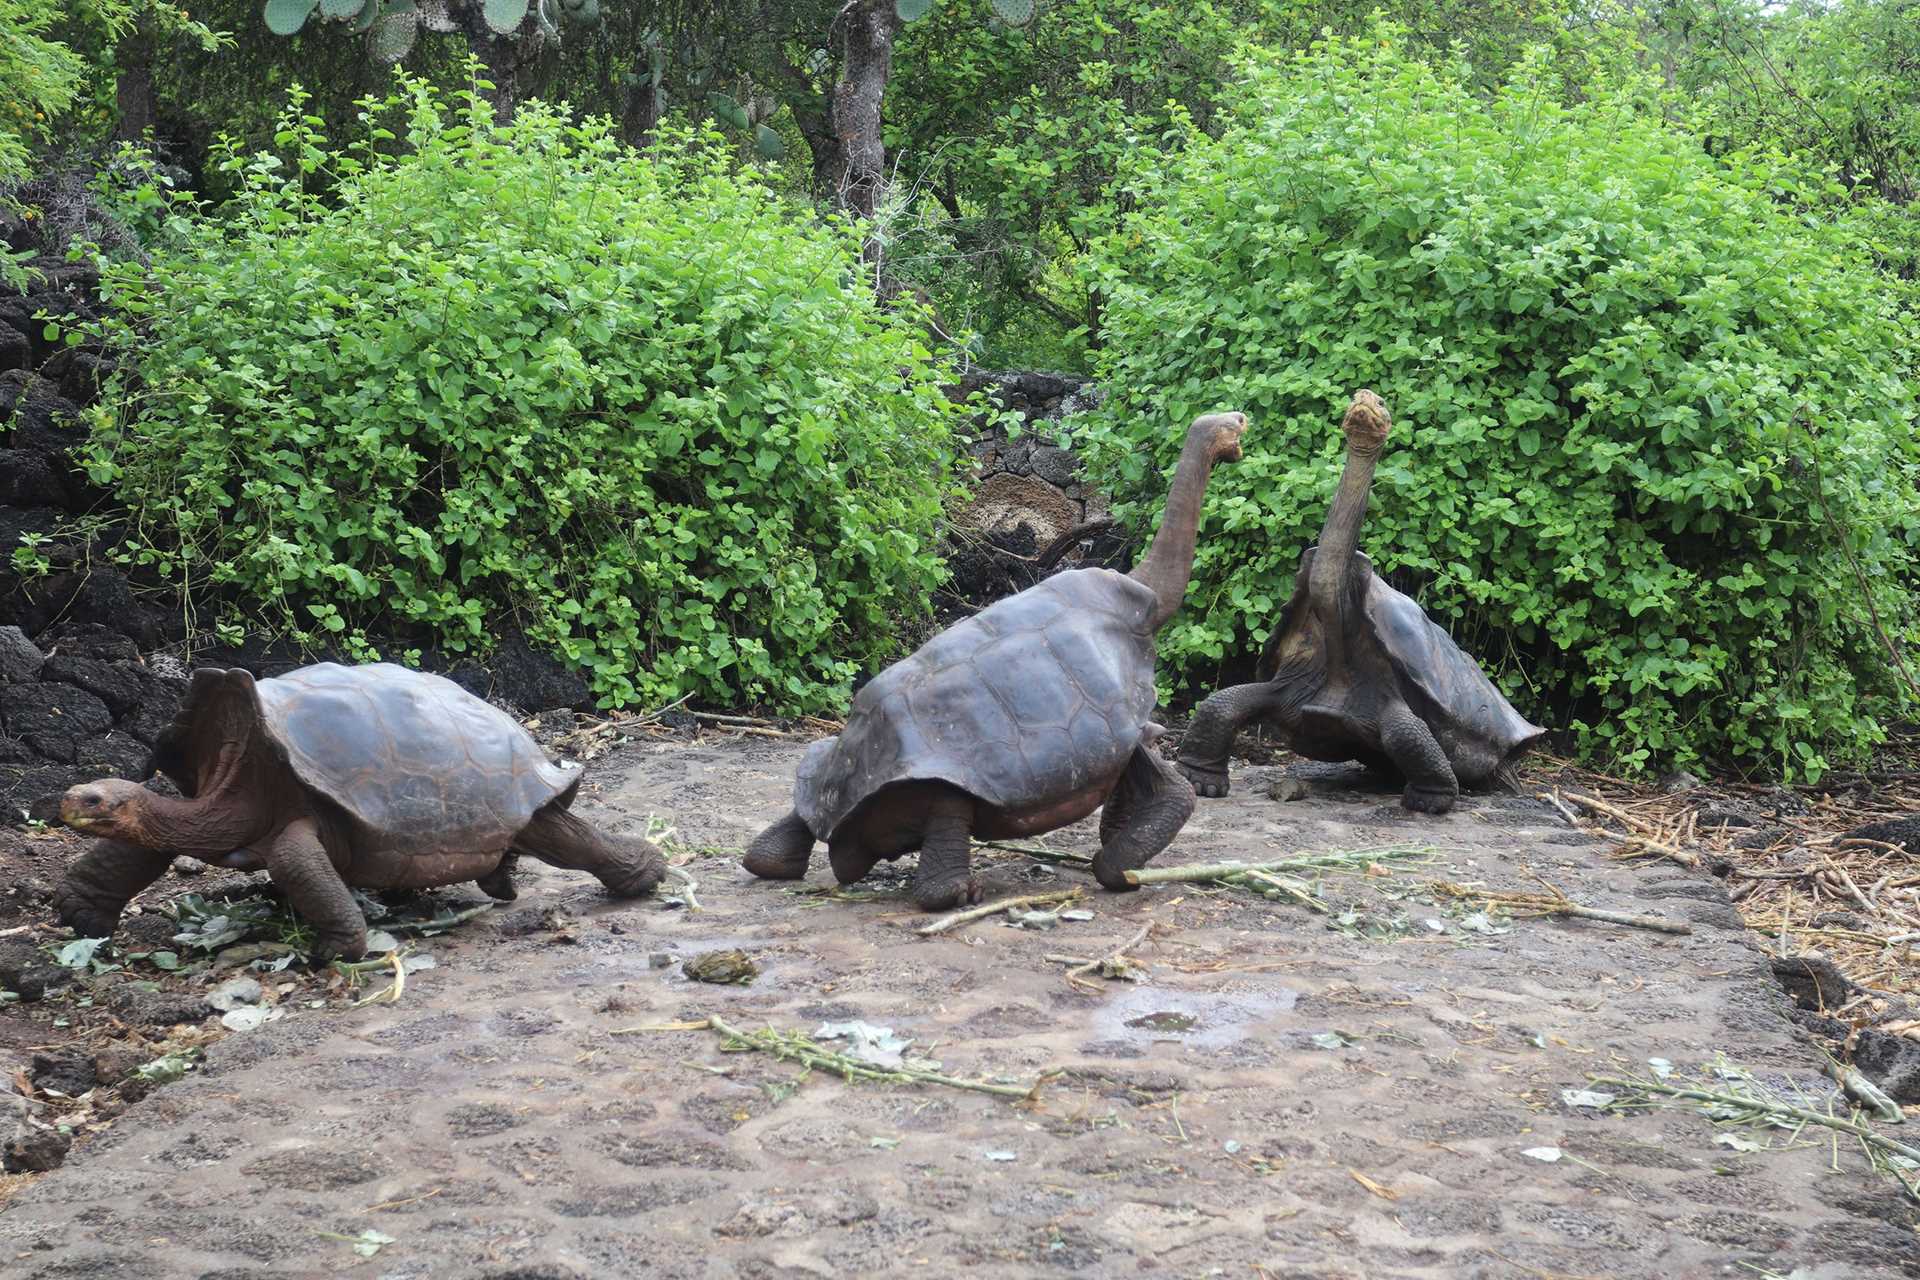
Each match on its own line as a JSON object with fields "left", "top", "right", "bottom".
{"left": 1, "top": 735, "right": 1916, "bottom": 1278}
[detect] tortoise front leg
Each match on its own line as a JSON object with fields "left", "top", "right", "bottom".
{"left": 264, "top": 818, "right": 367, "bottom": 963}
{"left": 514, "top": 804, "right": 665, "bottom": 898}
{"left": 1176, "top": 681, "right": 1292, "bottom": 798}
{"left": 1380, "top": 701, "right": 1459, "bottom": 815}
{"left": 51, "top": 838, "right": 175, "bottom": 940}
{"left": 911, "top": 789, "right": 980, "bottom": 912}
{"left": 743, "top": 811, "right": 815, "bottom": 881}
{"left": 1095, "top": 744, "right": 1197, "bottom": 891}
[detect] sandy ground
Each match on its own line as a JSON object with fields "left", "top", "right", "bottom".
{"left": 1, "top": 732, "right": 1916, "bottom": 1279}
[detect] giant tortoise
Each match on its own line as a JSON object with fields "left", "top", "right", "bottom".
{"left": 1175, "top": 391, "right": 1544, "bottom": 813}
{"left": 53, "top": 662, "right": 664, "bottom": 960}
{"left": 743, "top": 411, "right": 1250, "bottom": 910}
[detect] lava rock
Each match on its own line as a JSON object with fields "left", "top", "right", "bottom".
{"left": 1029, "top": 444, "right": 1080, "bottom": 487}
{"left": 0, "top": 938, "right": 75, "bottom": 1000}
{"left": 1269, "top": 776, "right": 1312, "bottom": 802}
{"left": 0, "top": 732, "right": 29, "bottom": 762}
{"left": 92, "top": 1048, "right": 145, "bottom": 1087}
{"left": 0, "top": 448, "right": 70, "bottom": 509}
{"left": 3, "top": 376, "right": 83, "bottom": 457}
{"left": 41, "top": 654, "right": 145, "bottom": 715}
{"left": 105, "top": 987, "right": 211, "bottom": 1027}
{"left": 0, "top": 681, "right": 113, "bottom": 759}
{"left": 0, "top": 324, "right": 26, "bottom": 373}
{"left": 0, "top": 760, "right": 93, "bottom": 822}
{"left": 1842, "top": 815, "right": 1920, "bottom": 853}
{"left": 488, "top": 629, "right": 590, "bottom": 712}
{"left": 0, "top": 624, "right": 42, "bottom": 683}
{"left": 11, "top": 567, "right": 169, "bottom": 647}
{"left": 1854, "top": 1028, "right": 1920, "bottom": 1104}
{"left": 1771, "top": 952, "right": 1860, "bottom": 1012}
{"left": 41, "top": 349, "right": 113, "bottom": 407}
{"left": 2, "top": 1124, "right": 71, "bottom": 1173}
{"left": 37, "top": 620, "right": 140, "bottom": 662}
{"left": 122, "top": 672, "right": 187, "bottom": 745}
{"left": 29, "top": 1049, "right": 99, "bottom": 1097}
{"left": 73, "top": 730, "right": 152, "bottom": 780}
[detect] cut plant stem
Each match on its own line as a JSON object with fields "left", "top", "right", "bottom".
{"left": 916, "top": 889, "right": 1085, "bottom": 936}
{"left": 1591, "top": 1075, "right": 1920, "bottom": 1169}
{"left": 977, "top": 840, "right": 1093, "bottom": 867}
{"left": 1430, "top": 880, "right": 1690, "bottom": 935}
{"left": 666, "top": 866, "right": 702, "bottom": 912}
{"left": 1123, "top": 846, "right": 1433, "bottom": 887}
{"left": 631, "top": 1014, "right": 1054, "bottom": 1100}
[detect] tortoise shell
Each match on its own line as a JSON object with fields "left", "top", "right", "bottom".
{"left": 1260, "top": 549, "right": 1545, "bottom": 779}
{"left": 794, "top": 568, "right": 1159, "bottom": 840}
{"left": 154, "top": 662, "right": 580, "bottom": 860}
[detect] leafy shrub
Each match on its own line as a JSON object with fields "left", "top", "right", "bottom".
{"left": 1079, "top": 33, "right": 1920, "bottom": 777}
{"left": 84, "top": 78, "right": 962, "bottom": 712}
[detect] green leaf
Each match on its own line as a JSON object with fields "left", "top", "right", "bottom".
{"left": 753, "top": 125, "right": 786, "bottom": 162}
{"left": 482, "top": 0, "right": 528, "bottom": 33}
{"left": 55, "top": 937, "right": 108, "bottom": 969}
{"left": 895, "top": 0, "right": 934, "bottom": 20}
{"left": 708, "top": 92, "right": 749, "bottom": 131}
{"left": 263, "top": 0, "right": 316, "bottom": 35}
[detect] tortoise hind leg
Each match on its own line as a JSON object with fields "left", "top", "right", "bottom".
{"left": 475, "top": 850, "right": 519, "bottom": 901}
{"left": 743, "top": 811, "right": 815, "bottom": 881}
{"left": 1380, "top": 701, "right": 1458, "bottom": 815}
{"left": 515, "top": 804, "right": 666, "bottom": 898}
{"left": 1176, "top": 682, "right": 1293, "bottom": 798}
{"left": 911, "top": 789, "right": 980, "bottom": 912}
{"left": 51, "top": 838, "right": 177, "bottom": 940}
{"left": 264, "top": 818, "right": 367, "bottom": 963}
{"left": 1095, "top": 742, "right": 1197, "bottom": 891}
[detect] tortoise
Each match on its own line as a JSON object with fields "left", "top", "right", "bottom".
{"left": 1175, "top": 390, "right": 1545, "bottom": 813}
{"left": 51, "top": 662, "right": 665, "bottom": 960}
{"left": 742, "top": 411, "right": 1249, "bottom": 910}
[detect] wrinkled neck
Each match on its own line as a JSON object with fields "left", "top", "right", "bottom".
{"left": 1130, "top": 434, "right": 1221, "bottom": 632}
{"left": 1308, "top": 442, "right": 1381, "bottom": 603}
{"left": 127, "top": 790, "right": 271, "bottom": 857}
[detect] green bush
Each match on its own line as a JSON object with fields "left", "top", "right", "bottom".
{"left": 1079, "top": 33, "right": 1920, "bottom": 777}
{"left": 84, "top": 78, "right": 962, "bottom": 712}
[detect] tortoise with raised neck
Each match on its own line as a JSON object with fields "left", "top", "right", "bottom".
{"left": 53, "top": 662, "right": 665, "bottom": 961}
{"left": 1175, "top": 390, "right": 1544, "bottom": 813}
{"left": 742, "top": 410, "right": 1250, "bottom": 910}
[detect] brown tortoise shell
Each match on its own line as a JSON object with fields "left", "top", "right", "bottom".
{"left": 153, "top": 662, "right": 580, "bottom": 861}
{"left": 792, "top": 568, "right": 1160, "bottom": 841}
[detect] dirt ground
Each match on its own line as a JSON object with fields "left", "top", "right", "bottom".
{"left": 1, "top": 731, "right": 1917, "bottom": 1279}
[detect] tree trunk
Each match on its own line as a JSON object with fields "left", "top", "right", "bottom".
{"left": 831, "top": 0, "right": 901, "bottom": 271}
{"left": 112, "top": 19, "right": 155, "bottom": 143}
{"left": 621, "top": 74, "right": 662, "bottom": 148}
{"left": 455, "top": 3, "right": 535, "bottom": 123}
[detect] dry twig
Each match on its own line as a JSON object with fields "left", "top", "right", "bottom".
{"left": 916, "top": 889, "right": 1085, "bottom": 936}
{"left": 1430, "top": 879, "right": 1691, "bottom": 936}
{"left": 1063, "top": 923, "right": 1153, "bottom": 990}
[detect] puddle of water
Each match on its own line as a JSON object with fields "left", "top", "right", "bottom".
{"left": 1093, "top": 983, "right": 1300, "bottom": 1048}
{"left": 1125, "top": 1011, "right": 1198, "bottom": 1033}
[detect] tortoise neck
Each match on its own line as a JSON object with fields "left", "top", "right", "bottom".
{"left": 1308, "top": 440, "right": 1381, "bottom": 604}
{"left": 1130, "top": 431, "right": 1224, "bottom": 632}
{"left": 127, "top": 789, "right": 275, "bottom": 856}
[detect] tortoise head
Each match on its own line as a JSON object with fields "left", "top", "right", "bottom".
{"left": 59, "top": 778, "right": 154, "bottom": 842}
{"left": 1188, "top": 411, "right": 1249, "bottom": 464}
{"left": 1341, "top": 390, "right": 1391, "bottom": 454}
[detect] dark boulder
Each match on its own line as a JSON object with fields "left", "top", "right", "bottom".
{"left": 0, "top": 448, "right": 71, "bottom": 509}
{"left": 488, "top": 628, "right": 591, "bottom": 712}
{"left": 38, "top": 620, "right": 140, "bottom": 662}
{"left": 0, "top": 324, "right": 26, "bottom": 373}
{"left": 0, "top": 624, "right": 42, "bottom": 683}
{"left": 123, "top": 671, "right": 188, "bottom": 745}
{"left": 1854, "top": 1028, "right": 1920, "bottom": 1104}
{"left": 0, "top": 760, "right": 92, "bottom": 822}
{"left": 0, "top": 681, "right": 113, "bottom": 759}
{"left": 40, "top": 654, "right": 145, "bottom": 715}
{"left": 73, "top": 730, "right": 153, "bottom": 781}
